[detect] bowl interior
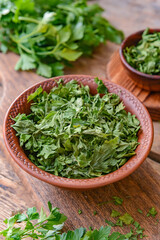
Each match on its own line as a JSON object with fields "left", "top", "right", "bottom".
{"left": 3, "top": 75, "right": 153, "bottom": 189}
{"left": 120, "top": 29, "right": 160, "bottom": 79}
{"left": 122, "top": 28, "right": 160, "bottom": 50}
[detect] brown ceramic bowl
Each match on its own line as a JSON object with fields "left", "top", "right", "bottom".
{"left": 119, "top": 29, "right": 160, "bottom": 91}
{"left": 3, "top": 75, "right": 153, "bottom": 190}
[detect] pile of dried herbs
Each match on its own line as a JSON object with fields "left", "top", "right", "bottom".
{"left": 124, "top": 28, "right": 160, "bottom": 75}
{"left": 12, "top": 78, "right": 140, "bottom": 179}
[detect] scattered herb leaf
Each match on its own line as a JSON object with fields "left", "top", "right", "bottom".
{"left": 93, "top": 211, "right": 97, "bottom": 216}
{"left": 111, "top": 210, "right": 121, "bottom": 218}
{"left": 112, "top": 196, "right": 123, "bottom": 205}
{"left": 119, "top": 213, "right": 134, "bottom": 225}
{"left": 138, "top": 209, "right": 143, "bottom": 214}
{"left": 78, "top": 209, "right": 82, "bottom": 215}
{"left": 105, "top": 219, "right": 116, "bottom": 227}
{"left": 147, "top": 207, "right": 157, "bottom": 217}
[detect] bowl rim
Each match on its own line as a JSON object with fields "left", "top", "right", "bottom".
{"left": 3, "top": 75, "right": 154, "bottom": 189}
{"left": 119, "top": 28, "right": 160, "bottom": 81}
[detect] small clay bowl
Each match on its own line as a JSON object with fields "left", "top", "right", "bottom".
{"left": 119, "top": 29, "right": 160, "bottom": 92}
{"left": 3, "top": 75, "right": 153, "bottom": 190}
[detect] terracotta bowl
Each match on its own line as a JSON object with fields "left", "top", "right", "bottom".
{"left": 119, "top": 29, "right": 160, "bottom": 92}
{"left": 3, "top": 75, "right": 153, "bottom": 190}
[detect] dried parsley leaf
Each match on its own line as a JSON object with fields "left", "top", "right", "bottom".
{"left": 78, "top": 210, "right": 82, "bottom": 215}
{"left": 137, "top": 209, "right": 143, "bottom": 214}
{"left": 112, "top": 197, "right": 123, "bottom": 205}
{"left": 93, "top": 211, "right": 97, "bottom": 216}
{"left": 119, "top": 213, "right": 134, "bottom": 225}
{"left": 105, "top": 219, "right": 116, "bottom": 227}
{"left": 147, "top": 207, "right": 157, "bottom": 217}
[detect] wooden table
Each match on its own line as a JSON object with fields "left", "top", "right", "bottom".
{"left": 0, "top": 1, "right": 160, "bottom": 239}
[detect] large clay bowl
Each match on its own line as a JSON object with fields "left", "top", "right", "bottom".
{"left": 3, "top": 75, "right": 153, "bottom": 190}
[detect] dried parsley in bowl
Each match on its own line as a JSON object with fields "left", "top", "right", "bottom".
{"left": 124, "top": 28, "right": 160, "bottom": 75}
{"left": 12, "top": 78, "right": 140, "bottom": 179}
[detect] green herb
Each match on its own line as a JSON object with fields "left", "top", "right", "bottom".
{"left": 0, "top": 203, "right": 147, "bottom": 240}
{"left": 115, "top": 219, "right": 123, "bottom": 227}
{"left": 111, "top": 210, "right": 121, "bottom": 218}
{"left": 93, "top": 211, "right": 97, "bottom": 215}
{"left": 0, "top": 0, "right": 124, "bottom": 78}
{"left": 78, "top": 209, "right": 82, "bottom": 215}
{"left": 105, "top": 219, "right": 146, "bottom": 239}
{"left": 0, "top": 202, "right": 67, "bottom": 240}
{"left": 137, "top": 209, "right": 143, "bottom": 214}
{"left": 112, "top": 196, "right": 123, "bottom": 205}
{"left": 147, "top": 207, "right": 157, "bottom": 217}
{"left": 105, "top": 219, "right": 117, "bottom": 227}
{"left": 134, "top": 221, "right": 146, "bottom": 239}
{"left": 119, "top": 213, "right": 134, "bottom": 225}
{"left": 12, "top": 78, "right": 140, "bottom": 179}
{"left": 124, "top": 28, "right": 160, "bottom": 75}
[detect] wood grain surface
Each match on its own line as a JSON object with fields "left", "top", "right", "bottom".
{"left": 0, "top": 1, "right": 160, "bottom": 239}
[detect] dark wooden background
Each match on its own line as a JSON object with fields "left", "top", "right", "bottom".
{"left": 0, "top": 1, "right": 160, "bottom": 239}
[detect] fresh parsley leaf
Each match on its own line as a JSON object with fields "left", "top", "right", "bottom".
{"left": 0, "top": 0, "right": 124, "bottom": 77}
{"left": 37, "top": 62, "right": 52, "bottom": 78}
{"left": 15, "top": 53, "right": 36, "bottom": 71}
{"left": 93, "top": 211, "right": 97, "bottom": 216}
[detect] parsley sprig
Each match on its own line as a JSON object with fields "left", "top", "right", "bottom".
{"left": 0, "top": 202, "right": 67, "bottom": 240}
{"left": 0, "top": 202, "right": 147, "bottom": 240}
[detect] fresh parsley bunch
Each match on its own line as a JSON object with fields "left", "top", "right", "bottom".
{"left": 0, "top": 0, "right": 124, "bottom": 77}
{"left": 12, "top": 78, "right": 140, "bottom": 179}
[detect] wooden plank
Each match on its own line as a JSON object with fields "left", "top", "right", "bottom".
{"left": 0, "top": 1, "right": 160, "bottom": 239}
